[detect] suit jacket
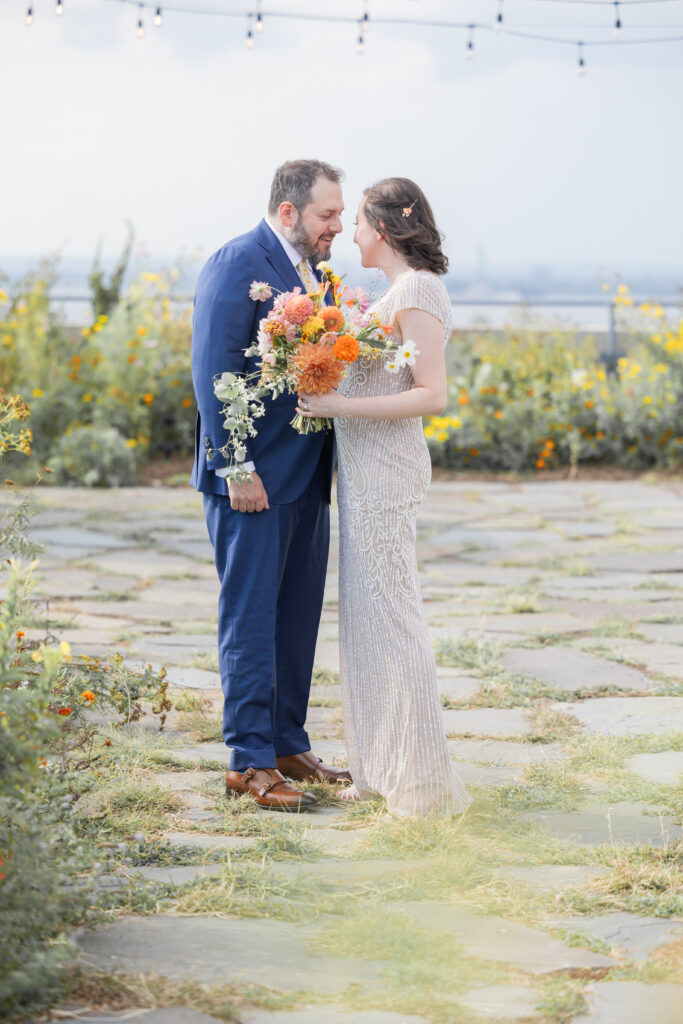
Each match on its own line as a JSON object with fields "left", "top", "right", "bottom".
{"left": 190, "top": 219, "right": 334, "bottom": 504}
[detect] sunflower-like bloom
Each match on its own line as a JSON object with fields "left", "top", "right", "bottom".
{"left": 294, "top": 343, "right": 345, "bottom": 394}
{"left": 320, "top": 305, "right": 345, "bottom": 331}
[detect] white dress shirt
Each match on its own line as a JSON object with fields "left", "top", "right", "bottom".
{"left": 216, "top": 219, "right": 314, "bottom": 482}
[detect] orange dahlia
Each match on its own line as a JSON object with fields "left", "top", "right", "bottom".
{"left": 294, "top": 343, "right": 345, "bottom": 394}
{"left": 284, "top": 295, "right": 315, "bottom": 325}
{"left": 320, "top": 305, "right": 345, "bottom": 331}
{"left": 333, "top": 334, "right": 359, "bottom": 363}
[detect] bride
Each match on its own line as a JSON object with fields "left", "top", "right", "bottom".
{"left": 297, "top": 177, "right": 471, "bottom": 817}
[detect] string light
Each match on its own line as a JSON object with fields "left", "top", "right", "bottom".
{"left": 357, "top": 20, "right": 365, "bottom": 54}
{"left": 362, "top": 1, "right": 370, "bottom": 33}
{"left": 577, "top": 39, "right": 586, "bottom": 73}
{"left": 246, "top": 14, "right": 255, "bottom": 48}
{"left": 56, "top": 0, "right": 64, "bottom": 16}
{"left": 496, "top": 0, "right": 505, "bottom": 33}
{"left": 25, "top": 5, "right": 33, "bottom": 26}
{"left": 154, "top": 6, "right": 162, "bottom": 27}
{"left": 614, "top": 2, "right": 624, "bottom": 37}
{"left": 466, "top": 25, "right": 475, "bottom": 58}
{"left": 136, "top": 4, "right": 144, "bottom": 38}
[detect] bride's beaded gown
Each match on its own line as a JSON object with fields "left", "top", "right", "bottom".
{"left": 335, "top": 270, "right": 472, "bottom": 817}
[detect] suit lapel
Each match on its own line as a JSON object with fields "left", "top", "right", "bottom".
{"left": 255, "top": 218, "right": 304, "bottom": 295}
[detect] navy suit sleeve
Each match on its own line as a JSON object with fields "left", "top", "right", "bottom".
{"left": 191, "top": 248, "right": 258, "bottom": 471}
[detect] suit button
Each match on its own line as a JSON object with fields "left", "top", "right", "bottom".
{"left": 204, "top": 437, "right": 211, "bottom": 449}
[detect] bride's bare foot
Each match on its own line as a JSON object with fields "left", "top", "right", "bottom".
{"left": 337, "top": 784, "right": 360, "bottom": 802}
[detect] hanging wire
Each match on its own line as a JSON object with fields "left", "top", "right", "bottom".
{"left": 614, "top": 1, "right": 624, "bottom": 36}
{"left": 466, "top": 24, "right": 475, "bottom": 58}
{"left": 496, "top": 0, "right": 505, "bottom": 34}
{"left": 577, "top": 39, "right": 587, "bottom": 70}
{"left": 357, "top": 19, "right": 365, "bottom": 54}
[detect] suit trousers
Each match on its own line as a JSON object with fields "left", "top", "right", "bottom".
{"left": 203, "top": 458, "right": 330, "bottom": 771}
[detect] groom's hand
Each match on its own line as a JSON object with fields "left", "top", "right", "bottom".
{"left": 228, "top": 471, "right": 270, "bottom": 514}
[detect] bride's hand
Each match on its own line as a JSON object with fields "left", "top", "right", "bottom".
{"left": 297, "top": 390, "right": 350, "bottom": 418}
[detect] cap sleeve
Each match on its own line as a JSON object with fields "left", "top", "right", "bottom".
{"left": 391, "top": 272, "right": 452, "bottom": 338}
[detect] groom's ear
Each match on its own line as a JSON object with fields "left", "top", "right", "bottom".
{"left": 278, "top": 201, "right": 297, "bottom": 228}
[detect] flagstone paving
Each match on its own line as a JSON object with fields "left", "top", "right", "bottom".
{"left": 29, "top": 480, "right": 683, "bottom": 1023}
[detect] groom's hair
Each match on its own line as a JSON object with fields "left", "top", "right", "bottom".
{"left": 268, "top": 160, "right": 343, "bottom": 216}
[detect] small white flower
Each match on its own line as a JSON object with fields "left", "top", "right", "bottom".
{"left": 249, "top": 280, "right": 273, "bottom": 302}
{"left": 385, "top": 359, "right": 400, "bottom": 374}
{"left": 316, "top": 261, "right": 333, "bottom": 274}
{"left": 395, "top": 339, "right": 420, "bottom": 367}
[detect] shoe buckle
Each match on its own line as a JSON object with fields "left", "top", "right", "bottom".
{"left": 243, "top": 767, "right": 256, "bottom": 780}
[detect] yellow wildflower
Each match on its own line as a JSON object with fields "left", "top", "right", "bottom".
{"left": 59, "top": 641, "right": 72, "bottom": 661}
{"left": 32, "top": 388, "right": 44, "bottom": 398}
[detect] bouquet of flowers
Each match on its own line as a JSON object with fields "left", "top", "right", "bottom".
{"left": 212, "top": 264, "right": 395, "bottom": 480}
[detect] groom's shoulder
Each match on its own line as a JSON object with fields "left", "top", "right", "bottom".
{"left": 202, "top": 223, "right": 264, "bottom": 274}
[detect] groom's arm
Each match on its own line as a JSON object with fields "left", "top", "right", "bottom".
{"left": 191, "top": 248, "right": 258, "bottom": 472}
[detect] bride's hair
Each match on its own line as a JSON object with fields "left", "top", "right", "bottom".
{"left": 362, "top": 178, "right": 449, "bottom": 275}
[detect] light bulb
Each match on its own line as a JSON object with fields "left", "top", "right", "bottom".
{"left": 25, "top": 6, "right": 33, "bottom": 26}
{"left": 56, "top": 0, "right": 64, "bottom": 16}
{"left": 466, "top": 40, "right": 474, "bottom": 60}
{"left": 362, "top": 12, "right": 370, "bottom": 32}
{"left": 357, "top": 32, "right": 365, "bottom": 54}
{"left": 495, "top": 12, "right": 504, "bottom": 34}
{"left": 136, "top": 17, "right": 144, "bottom": 38}
{"left": 154, "top": 7, "right": 162, "bottom": 27}
{"left": 256, "top": 13, "right": 263, "bottom": 32}
{"left": 246, "top": 29, "right": 254, "bottom": 48}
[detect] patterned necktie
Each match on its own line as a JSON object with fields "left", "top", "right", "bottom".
{"left": 296, "top": 258, "right": 317, "bottom": 294}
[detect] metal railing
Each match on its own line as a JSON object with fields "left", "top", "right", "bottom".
{"left": 49, "top": 293, "right": 682, "bottom": 368}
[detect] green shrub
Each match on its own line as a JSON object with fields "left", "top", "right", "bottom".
{"left": 48, "top": 425, "right": 140, "bottom": 487}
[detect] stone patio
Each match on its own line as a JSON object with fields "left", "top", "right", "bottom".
{"left": 21, "top": 478, "right": 683, "bottom": 1023}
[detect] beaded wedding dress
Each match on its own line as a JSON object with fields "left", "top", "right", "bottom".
{"left": 335, "top": 270, "right": 472, "bottom": 817}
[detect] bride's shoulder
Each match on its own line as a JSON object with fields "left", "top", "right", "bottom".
{"left": 392, "top": 270, "right": 450, "bottom": 314}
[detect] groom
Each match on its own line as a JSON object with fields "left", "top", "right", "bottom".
{"left": 190, "top": 159, "right": 349, "bottom": 811}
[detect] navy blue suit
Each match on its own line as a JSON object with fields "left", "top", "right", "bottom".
{"left": 190, "top": 219, "right": 334, "bottom": 770}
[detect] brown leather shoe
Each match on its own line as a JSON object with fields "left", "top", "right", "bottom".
{"left": 276, "top": 750, "right": 352, "bottom": 784}
{"left": 225, "top": 767, "right": 318, "bottom": 812}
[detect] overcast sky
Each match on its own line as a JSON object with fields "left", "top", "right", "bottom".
{"left": 2, "top": 0, "right": 682, "bottom": 279}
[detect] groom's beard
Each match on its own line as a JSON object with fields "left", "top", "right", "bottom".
{"left": 290, "top": 220, "right": 335, "bottom": 263}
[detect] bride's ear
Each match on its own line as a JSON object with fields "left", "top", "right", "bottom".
{"left": 375, "top": 220, "right": 386, "bottom": 241}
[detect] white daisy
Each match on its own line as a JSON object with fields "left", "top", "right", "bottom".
{"left": 249, "top": 280, "right": 273, "bottom": 302}
{"left": 395, "top": 339, "right": 420, "bottom": 367}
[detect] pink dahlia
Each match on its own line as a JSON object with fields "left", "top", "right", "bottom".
{"left": 283, "top": 294, "right": 315, "bottom": 326}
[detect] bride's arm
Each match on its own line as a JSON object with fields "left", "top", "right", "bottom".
{"left": 296, "top": 308, "right": 447, "bottom": 420}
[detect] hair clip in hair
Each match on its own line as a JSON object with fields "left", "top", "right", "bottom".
{"left": 402, "top": 199, "right": 417, "bottom": 218}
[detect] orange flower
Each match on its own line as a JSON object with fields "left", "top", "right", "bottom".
{"left": 15, "top": 631, "right": 24, "bottom": 639}
{"left": 468, "top": 448, "right": 479, "bottom": 457}
{"left": 333, "top": 335, "right": 359, "bottom": 363}
{"left": 127, "top": 354, "right": 136, "bottom": 363}
{"left": 320, "top": 305, "right": 345, "bottom": 331}
{"left": 536, "top": 458, "right": 546, "bottom": 468}
{"left": 585, "top": 400, "right": 594, "bottom": 409}
{"left": 493, "top": 409, "right": 503, "bottom": 420}
{"left": 294, "top": 343, "right": 345, "bottom": 395}
{"left": 264, "top": 318, "right": 285, "bottom": 335}
{"left": 381, "top": 324, "right": 393, "bottom": 334}
{"left": 182, "top": 397, "right": 192, "bottom": 408}
{"left": 81, "top": 690, "right": 95, "bottom": 703}
{"left": 142, "top": 393, "right": 154, "bottom": 405}
{"left": 58, "top": 707, "right": 72, "bottom": 716}
{"left": 284, "top": 295, "right": 315, "bottom": 326}
{"left": 458, "top": 393, "right": 469, "bottom": 405}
